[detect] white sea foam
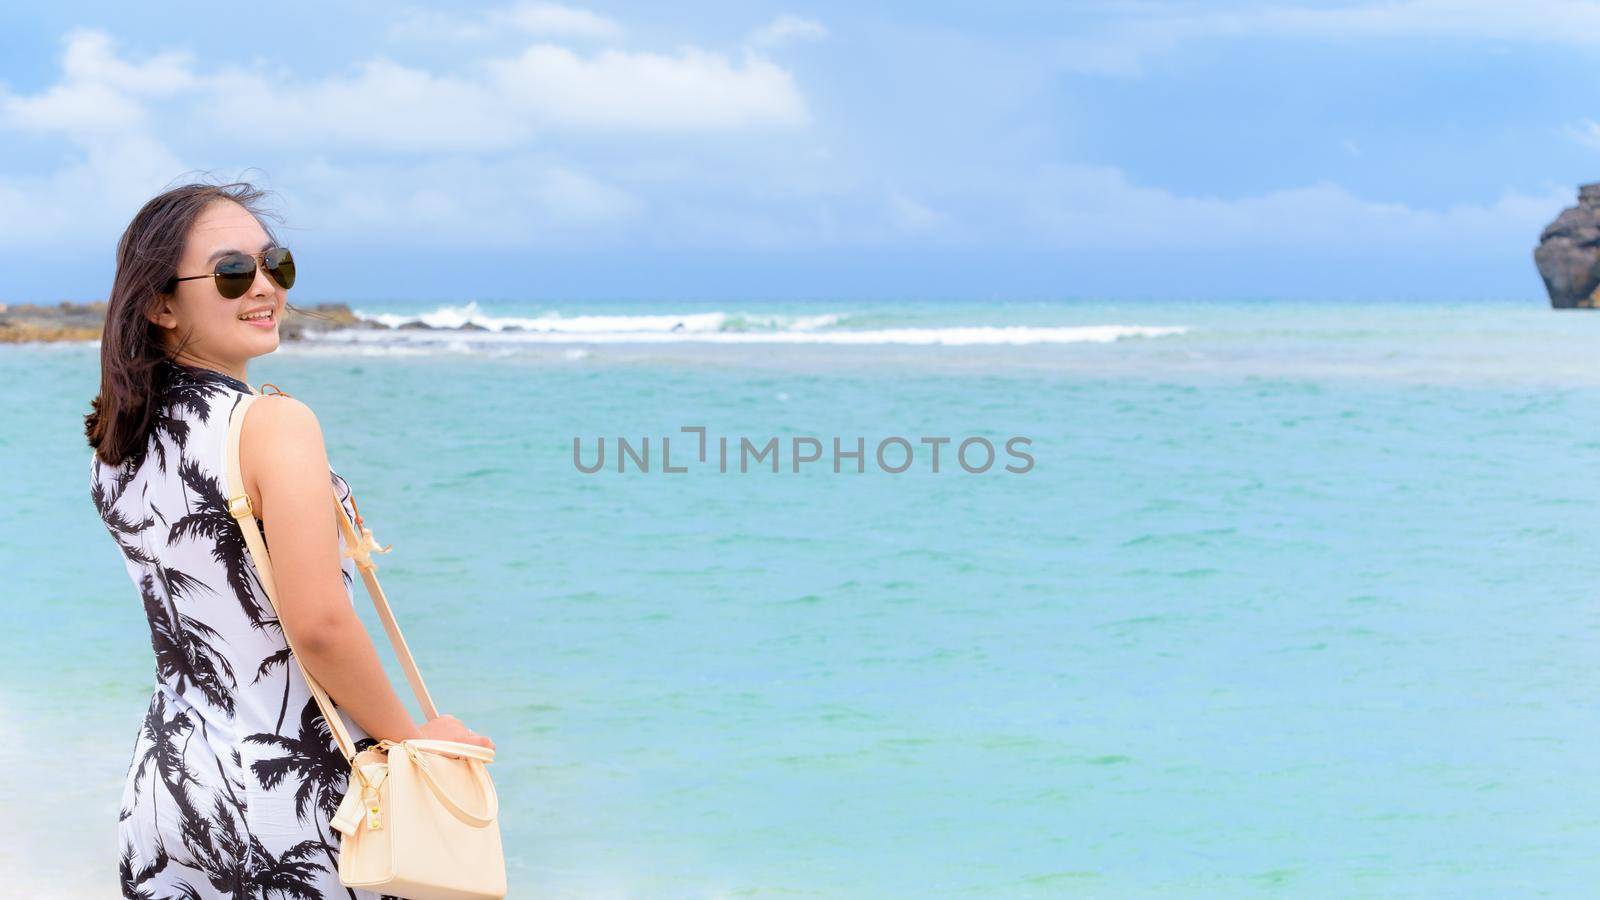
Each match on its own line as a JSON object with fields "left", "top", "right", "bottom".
{"left": 351, "top": 303, "right": 849, "bottom": 335}
{"left": 306, "top": 324, "right": 1186, "bottom": 346}
{"left": 354, "top": 302, "right": 757, "bottom": 334}
{"left": 319, "top": 303, "right": 1187, "bottom": 347}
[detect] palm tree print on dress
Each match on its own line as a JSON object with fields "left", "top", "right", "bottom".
{"left": 97, "top": 359, "right": 397, "bottom": 898}
{"left": 171, "top": 456, "right": 276, "bottom": 630}
{"left": 147, "top": 369, "right": 223, "bottom": 476}
{"left": 120, "top": 689, "right": 251, "bottom": 897}
{"left": 247, "top": 697, "right": 381, "bottom": 888}
{"left": 118, "top": 839, "right": 172, "bottom": 900}
{"left": 92, "top": 475, "right": 158, "bottom": 567}
{"left": 141, "top": 567, "right": 239, "bottom": 717}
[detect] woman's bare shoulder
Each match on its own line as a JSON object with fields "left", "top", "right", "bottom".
{"left": 241, "top": 392, "right": 328, "bottom": 468}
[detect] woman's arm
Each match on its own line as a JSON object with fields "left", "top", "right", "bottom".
{"left": 241, "top": 394, "right": 423, "bottom": 744}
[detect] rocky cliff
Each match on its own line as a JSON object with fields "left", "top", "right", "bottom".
{"left": 1534, "top": 182, "right": 1600, "bottom": 308}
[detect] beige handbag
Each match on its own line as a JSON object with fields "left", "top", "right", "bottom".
{"left": 223, "top": 387, "right": 508, "bottom": 900}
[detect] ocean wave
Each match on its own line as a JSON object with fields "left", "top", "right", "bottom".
{"left": 308, "top": 324, "right": 1186, "bottom": 346}
{"left": 349, "top": 302, "right": 842, "bottom": 334}
{"left": 323, "top": 303, "right": 1187, "bottom": 346}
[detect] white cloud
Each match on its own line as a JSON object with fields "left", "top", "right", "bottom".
{"left": 1018, "top": 162, "right": 1575, "bottom": 250}
{"left": 59, "top": 28, "right": 194, "bottom": 94}
{"left": 1560, "top": 118, "right": 1600, "bottom": 151}
{"left": 0, "top": 14, "right": 1576, "bottom": 269}
{"left": 0, "top": 132, "right": 188, "bottom": 241}
{"left": 4, "top": 25, "right": 810, "bottom": 157}
{"left": 238, "top": 41, "right": 809, "bottom": 144}
{"left": 389, "top": 2, "right": 624, "bottom": 43}
{"left": 747, "top": 14, "right": 828, "bottom": 49}
{"left": 1058, "top": 0, "right": 1600, "bottom": 77}
{"left": 494, "top": 2, "right": 624, "bottom": 41}
{"left": 0, "top": 30, "right": 197, "bottom": 240}
{"left": 198, "top": 58, "right": 534, "bottom": 153}
{"left": 0, "top": 28, "right": 194, "bottom": 136}
{"left": 275, "top": 156, "right": 645, "bottom": 247}
{"left": 534, "top": 165, "right": 645, "bottom": 224}
{"left": 0, "top": 23, "right": 805, "bottom": 246}
{"left": 2, "top": 80, "right": 142, "bottom": 135}
{"left": 482, "top": 44, "right": 809, "bottom": 131}
{"left": 886, "top": 188, "right": 949, "bottom": 232}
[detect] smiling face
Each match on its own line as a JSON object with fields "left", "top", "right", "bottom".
{"left": 148, "top": 199, "right": 286, "bottom": 380}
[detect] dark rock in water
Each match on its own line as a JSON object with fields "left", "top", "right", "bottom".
{"left": 398, "top": 320, "right": 436, "bottom": 330}
{"left": 277, "top": 302, "right": 371, "bottom": 340}
{"left": 459, "top": 321, "right": 486, "bottom": 331}
{"left": 1534, "top": 182, "right": 1600, "bottom": 308}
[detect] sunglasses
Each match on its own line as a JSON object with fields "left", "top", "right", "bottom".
{"left": 168, "top": 246, "right": 296, "bottom": 300}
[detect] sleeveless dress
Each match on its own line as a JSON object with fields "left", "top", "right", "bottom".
{"left": 91, "top": 359, "right": 400, "bottom": 899}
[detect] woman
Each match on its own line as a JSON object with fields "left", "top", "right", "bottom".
{"left": 84, "top": 180, "right": 493, "bottom": 898}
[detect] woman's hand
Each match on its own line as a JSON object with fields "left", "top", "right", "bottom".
{"left": 418, "top": 713, "right": 495, "bottom": 751}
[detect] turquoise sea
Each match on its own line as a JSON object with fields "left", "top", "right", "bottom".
{"left": 5, "top": 297, "right": 1600, "bottom": 897}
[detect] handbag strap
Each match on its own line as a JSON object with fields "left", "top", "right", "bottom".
{"left": 223, "top": 389, "right": 439, "bottom": 763}
{"left": 403, "top": 740, "right": 500, "bottom": 826}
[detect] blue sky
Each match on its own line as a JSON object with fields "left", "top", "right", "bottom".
{"left": 1, "top": 1, "right": 1596, "bottom": 303}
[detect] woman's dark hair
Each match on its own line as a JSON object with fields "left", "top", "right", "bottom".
{"left": 85, "top": 177, "right": 316, "bottom": 467}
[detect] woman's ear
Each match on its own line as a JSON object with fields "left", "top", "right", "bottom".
{"left": 146, "top": 293, "right": 178, "bottom": 330}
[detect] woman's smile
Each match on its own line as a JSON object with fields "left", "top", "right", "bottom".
{"left": 238, "top": 305, "right": 276, "bottom": 328}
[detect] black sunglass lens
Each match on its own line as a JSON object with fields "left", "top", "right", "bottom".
{"left": 213, "top": 254, "right": 255, "bottom": 299}
{"left": 265, "top": 247, "right": 296, "bottom": 290}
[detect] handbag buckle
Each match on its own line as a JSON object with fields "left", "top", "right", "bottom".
{"left": 352, "top": 745, "right": 393, "bottom": 831}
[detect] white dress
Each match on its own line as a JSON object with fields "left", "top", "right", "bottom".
{"left": 92, "top": 358, "right": 398, "bottom": 899}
